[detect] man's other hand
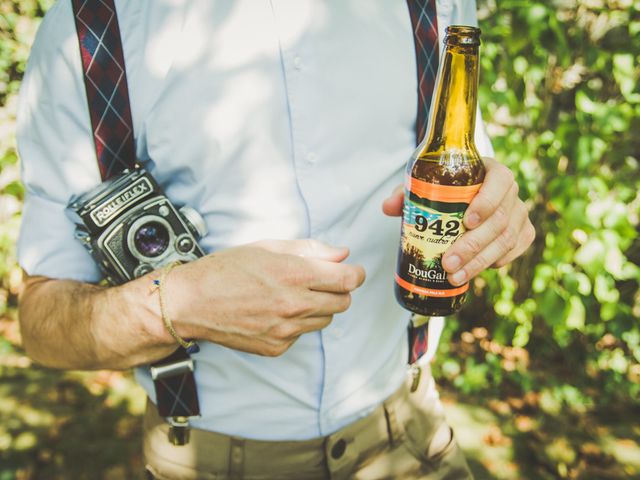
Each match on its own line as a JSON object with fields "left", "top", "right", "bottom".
{"left": 382, "top": 158, "right": 535, "bottom": 285}
{"left": 164, "top": 240, "right": 366, "bottom": 357}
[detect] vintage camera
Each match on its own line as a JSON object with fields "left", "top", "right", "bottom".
{"left": 66, "top": 168, "right": 207, "bottom": 285}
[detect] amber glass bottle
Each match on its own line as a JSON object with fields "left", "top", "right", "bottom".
{"left": 395, "top": 25, "right": 485, "bottom": 316}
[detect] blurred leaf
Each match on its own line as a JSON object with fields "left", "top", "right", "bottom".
{"left": 612, "top": 53, "right": 637, "bottom": 98}
{"left": 565, "top": 296, "right": 586, "bottom": 331}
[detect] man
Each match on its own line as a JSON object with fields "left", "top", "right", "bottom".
{"left": 17, "top": 0, "right": 534, "bottom": 478}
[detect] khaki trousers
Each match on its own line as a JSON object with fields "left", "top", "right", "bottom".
{"left": 143, "top": 367, "right": 473, "bottom": 480}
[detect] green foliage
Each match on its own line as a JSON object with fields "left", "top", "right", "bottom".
{"left": 0, "top": 1, "right": 52, "bottom": 103}
{"left": 432, "top": 3, "right": 640, "bottom": 471}
{"left": 0, "top": 365, "right": 146, "bottom": 479}
{"left": 436, "top": 0, "right": 640, "bottom": 413}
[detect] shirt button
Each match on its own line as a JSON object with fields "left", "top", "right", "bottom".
{"left": 293, "top": 56, "right": 302, "bottom": 69}
{"left": 306, "top": 152, "right": 317, "bottom": 164}
{"left": 332, "top": 327, "right": 343, "bottom": 338}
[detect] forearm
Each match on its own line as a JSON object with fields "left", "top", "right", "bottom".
{"left": 18, "top": 240, "right": 366, "bottom": 366}
{"left": 18, "top": 274, "right": 176, "bottom": 370}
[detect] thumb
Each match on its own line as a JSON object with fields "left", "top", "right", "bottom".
{"left": 382, "top": 184, "right": 404, "bottom": 216}
{"left": 254, "top": 239, "right": 350, "bottom": 262}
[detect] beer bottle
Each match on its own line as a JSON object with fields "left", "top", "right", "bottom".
{"left": 395, "top": 25, "right": 485, "bottom": 316}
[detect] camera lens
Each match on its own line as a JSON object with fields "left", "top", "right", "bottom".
{"left": 133, "top": 221, "right": 170, "bottom": 258}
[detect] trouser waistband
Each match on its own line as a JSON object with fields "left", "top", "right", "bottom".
{"left": 143, "top": 366, "right": 442, "bottom": 480}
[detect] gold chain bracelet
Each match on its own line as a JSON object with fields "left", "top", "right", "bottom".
{"left": 153, "top": 262, "right": 199, "bottom": 354}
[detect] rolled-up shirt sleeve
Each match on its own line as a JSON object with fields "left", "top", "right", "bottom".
{"left": 17, "top": 2, "right": 102, "bottom": 282}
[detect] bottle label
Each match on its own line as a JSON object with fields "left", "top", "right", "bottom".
{"left": 396, "top": 177, "right": 481, "bottom": 297}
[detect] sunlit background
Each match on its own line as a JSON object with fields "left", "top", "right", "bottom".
{"left": 1, "top": 0, "right": 639, "bottom": 478}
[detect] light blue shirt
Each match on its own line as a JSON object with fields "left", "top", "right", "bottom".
{"left": 17, "top": 0, "right": 491, "bottom": 440}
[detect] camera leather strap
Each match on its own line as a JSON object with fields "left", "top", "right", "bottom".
{"left": 406, "top": 0, "right": 443, "bottom": 366}
{"left": 71, "top": 0, "right": 200, "bottom": 443}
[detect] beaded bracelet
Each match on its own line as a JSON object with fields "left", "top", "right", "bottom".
{"left": 153, "top": 262, "right": 200, "bottom": 354}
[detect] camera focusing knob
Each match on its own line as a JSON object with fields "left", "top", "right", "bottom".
{"left": 176, "top": 235, "right": 195, "bottom": 254}
{"left": 178, "top": 206, "right": 207, "bottom": 239}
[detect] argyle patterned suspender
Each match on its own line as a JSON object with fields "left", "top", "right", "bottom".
{"left": 407, "top": 0, "right": 440, "bottom": 146}
{"left": 71, "top": 0, "right": 201, "bottom": 430}
{"left": 406, "top": 0, "right": 440, "bottom": 364}
{"left": 72, "top": 0, "right": 136, "bottom": 179}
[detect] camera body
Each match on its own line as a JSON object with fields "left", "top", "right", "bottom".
{"left": 66, "top": 168, "right": 207, "bottom": 285}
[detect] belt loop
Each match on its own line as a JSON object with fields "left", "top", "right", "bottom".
{"left": 228, "top": 437, "right": 245, "bottom": 480}
{"left": 383, "top": 400, "right": 403, "bottom": 447}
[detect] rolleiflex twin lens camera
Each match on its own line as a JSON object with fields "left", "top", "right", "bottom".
{"left": 66, "top": 168, "right": 207, "bottom": 285}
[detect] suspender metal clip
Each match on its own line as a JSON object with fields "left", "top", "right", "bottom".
{"left": 168, "top": 416, "right": 191, "bottom": 446}
{"left": 150, "top": 358, "right": 194, "bottom": 381}
{"left": 409, "top": 364, "right": 422, "bottom": 392}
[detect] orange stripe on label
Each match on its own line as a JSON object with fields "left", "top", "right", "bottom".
{"left": 406, "top": 176, "right": 481, "bottom": 203}
{"left": 395, "top": 273, "right": 469, "bottom": 298}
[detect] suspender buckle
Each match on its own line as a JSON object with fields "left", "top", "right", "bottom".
{"left": 168, "top": 416, "right": 191, "bottom": 446}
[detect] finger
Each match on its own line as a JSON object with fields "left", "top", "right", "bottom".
{"left": 306, "top": 291, "right": 353, "bottom": 316}
{"left": 302, "top": 258, "right": 366, "bottom": 293}
{"left": 245, "top": 338, "right": 296, "bottom": 358}
{"left": 442, "top": 182, "right": 518, "bottom": 273}
{"left": 382, "top": 184, "right": 404, "bottom": 216}
{"left": 494, "top": 219, "right": 536, "bottom": 267}
{"left": 281, "top": 290, "right": 351, "bottom": 318}
{"left": 255, "top": 239, "right": 349, "bottom": 262}
{"left": 293, "top": 315, "right": 334, "bottom": 335}
{"left": 447, "top": 198, "right": 529, "bottom": 286}
{"left": 464, "top": 158, "right": 515, "bottom": 229}
{"left": 270, "top": 314, "right": 335, "bottom": 342}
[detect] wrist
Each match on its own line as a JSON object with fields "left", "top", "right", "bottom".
{"left": 155, "top": 262, "right": 201, "bottom": 353}
{"left": 120, "top": 272, "right": 176, "bottom": 348}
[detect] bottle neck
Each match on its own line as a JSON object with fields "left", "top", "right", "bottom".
{"left": 423, "top": 44, "right": 479, "bottom": 152}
